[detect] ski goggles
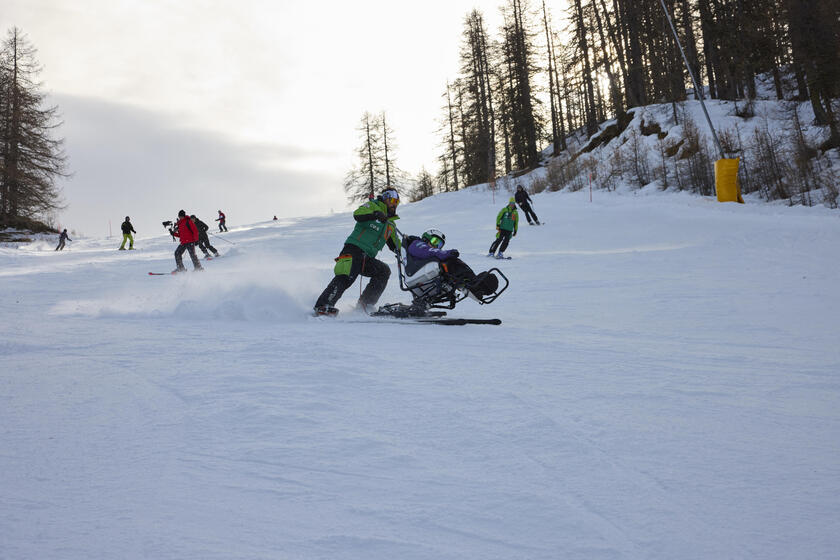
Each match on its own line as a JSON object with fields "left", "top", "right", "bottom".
{"left": 427, "top": 235, "right": 444, "bottom": 248}
{"left": 381, "top": 189, "right": 400, "bottom": 207}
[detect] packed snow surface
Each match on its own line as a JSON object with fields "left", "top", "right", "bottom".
{"left": 2, "top": 187, "right": 839, "bottom": 559}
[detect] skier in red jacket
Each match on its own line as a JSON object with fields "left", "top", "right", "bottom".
{"left": 215, "top": 210, "right": 228, "bottom": 232}
{"left": 172, "top": 209, "right": 204, "bottom": 273}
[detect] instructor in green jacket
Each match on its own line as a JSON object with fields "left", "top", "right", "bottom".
{"left": 487, "top": 198, "right": 519, "bottom": 259}
{"left": 314, "top": 189, "right": 402, "bottom": 316}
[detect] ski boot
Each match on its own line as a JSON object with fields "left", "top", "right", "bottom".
{"left": 314, "top": 305, "right": 339, "bottom": 317}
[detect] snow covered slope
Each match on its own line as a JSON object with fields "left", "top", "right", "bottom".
{"left": 1, "top": 187, "right": 839, "bottom": 559}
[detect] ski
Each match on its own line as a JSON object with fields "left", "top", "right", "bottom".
{"left": 342, "top": 316, "right": 501, "bottom": 326}
{"left": 416, "top": 317, "right": 501, "bottom": 326}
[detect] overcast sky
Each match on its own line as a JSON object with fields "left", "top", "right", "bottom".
{"left": 0, "top": 0, "right": 542, "bottom": 236}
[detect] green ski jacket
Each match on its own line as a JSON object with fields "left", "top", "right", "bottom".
{"left": 496, "top": 205, "right": 519, "bottom": 234}
{"left": 345, "top": 199, "right": 401, "bottom": 257}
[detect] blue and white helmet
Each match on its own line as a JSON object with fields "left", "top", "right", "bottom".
{"left": 380, "top": 189, "right": 400, "bottom": 207}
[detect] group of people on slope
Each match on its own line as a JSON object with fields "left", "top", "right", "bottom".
{"left": 488, "top": 185, "right": 540, "bottom": 258}
{"left": 122, "top": 210, "right": 224, "bottom": 273}
{"left": 53, "top": 210, "right": 228, "bottom": 256}
{"left": 313, "top": 184, "right": 540, "bottom": 316}
{"left": 167, "top": 210, "right": 223, "bottom": 273}
{"left": 121, "top": 210, "right": 225, "bottom": 273}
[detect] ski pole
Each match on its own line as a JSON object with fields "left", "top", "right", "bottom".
{"left": 210, "top": 232, "right": 236, "bottom": 245}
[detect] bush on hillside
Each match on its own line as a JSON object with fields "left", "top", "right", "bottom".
{"left": 0, "top": 215, "right": 55, "bottom": 233}
{"left": 544, "top": 154, "right": 596, "bottom": 192}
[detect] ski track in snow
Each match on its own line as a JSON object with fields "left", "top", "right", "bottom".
{"left": 1, "top": 187, "right": 839, "bottom": 559}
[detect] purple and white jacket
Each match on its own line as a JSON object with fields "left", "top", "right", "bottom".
{"left": 407, "top": 239, "right": 457, "bottom": 261}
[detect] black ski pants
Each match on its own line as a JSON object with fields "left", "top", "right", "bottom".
{"left": 198, "top": 232, "right": 218, "bottom": 256}
{"left": 315, "top": 243, "right": 391, "bottom": 309}
{"left": 444, "top": 258, "right": 477, "bottom": 287}
{"left": 519, "top": 203, "right": 539, "bottom": 224}
{"left": 489, "top": 230, "right": 513, "bottom": 254}
{"left": 175, "top": 242, "right": 202, "bottom": 270}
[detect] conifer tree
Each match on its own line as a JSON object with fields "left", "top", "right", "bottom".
{"left": 343, "top": 112, "right": 406, "bottom": 203}
{"left": 499, "top": 0, "right": 542, "bottom": 169}
{"left": 458, "top": 9, "right": 496, "bottom": 186}
{"left": 343, "top": 112, "right": 383, "bottom": 203}
{"left": 0, "top": 27, "right": 67, "bottom": 224}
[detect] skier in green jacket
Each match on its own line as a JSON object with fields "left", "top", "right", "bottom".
{"left": 487, "top": 198, "right": 519, "bottom": 259}
{"left": 314, "top": 189, "right": 402, "bottom": 316}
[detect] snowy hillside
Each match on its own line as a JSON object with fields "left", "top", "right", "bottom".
{"left": 511, "top": 76, "right": 840, "bottom": 208}
{"left": 2, "top": 187, "right": 839, "bottom": 559}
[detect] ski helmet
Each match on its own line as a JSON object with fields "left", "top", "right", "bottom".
{"left": 178, "top": 209, "right": 186, "bottom": 217}
{"left": 421, "top": 229, "right": 446, "bottom": 249}
{"left": 125, "top": 216, "right": 130, "bottom": 221}
{"left": 381, "top": 189, "right": 400, "bottom": 208}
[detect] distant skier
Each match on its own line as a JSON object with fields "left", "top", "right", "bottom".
{"left": 515, "top": 185, "right": 540, "bottom": 225}
{"left": 119, "top": 216, "right": 136, "bottom": 250}
{"left": 191, "top": 214, "right": 219, "bottom": 258}
{"left": 215, "top": 210, "right": 228, "bottom": 232}
{"left": 55, "top": 229, "right": 71, "bottom": 251}
{"left": 487, "top": 198, "right": 518, "bottom": 259}
{"left": 171, "top": 210, "right": 204, "bottom": 273}
{"left": 313, "top": 189, "right": 402, "bottom": 316}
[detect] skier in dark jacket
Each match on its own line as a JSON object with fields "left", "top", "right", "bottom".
{"left": 313, "top": 189, "right": 401, "bottom": 316}
{"left": 119, "top": 216, "right": 136, "bottom": 250}
{"left": 171, "top": 210, "right": 203, "bottom": 273}
{"left": 404, "top": 229, "right": 498, "bottom": 297}
{"left": 191, "top": 215, "right": 219, "bottom": 258}
{"left": 514, "top": 185, "right": 540, "bottom": 225}
{"left": 55, "top": 229, "right": 71, "bottom": 251}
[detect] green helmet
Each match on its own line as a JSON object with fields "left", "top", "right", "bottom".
{"left": 421, "top": 229, "right": 446, "bottom": 249}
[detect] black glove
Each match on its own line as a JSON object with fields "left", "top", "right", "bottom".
{"left": 373, "top": 211, "right": 387, "bottom": 222}
{"left": 449, "top": 250, "right": 459, "bottom": 259}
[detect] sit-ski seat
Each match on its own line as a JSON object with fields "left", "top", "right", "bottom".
{"left": 403, "top": 252, "right": 448, "bottom": 302}
{"left": 404, "top": 260, "right": 441, "bottom": 288}
{"left": 399, "top": 247, "right": 507, "bottom": 310}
